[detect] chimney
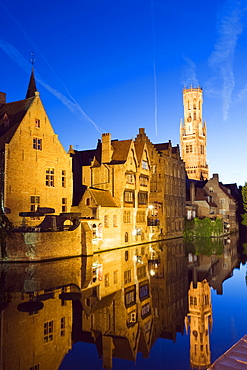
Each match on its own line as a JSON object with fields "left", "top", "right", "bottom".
{"left": 0, "top": 92, "right": 6, "bottom": 106}
{"left": 212, "top": 173, "right": 219, "bottom": 181}
{"left": 101, "top": 133, "right": 111, "bottom": 163}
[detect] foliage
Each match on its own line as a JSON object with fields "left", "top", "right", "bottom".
{"left": 0, "top": 213, "right": 13, "bottom": 259}
{"left": 184, "top": 217, "right": 223, "bottom": 239}
{"left": 241, "top": 183, "right": 247, "bottom": 226}
{"left": 185, "top": 236, "right": 224, "bottom": 256}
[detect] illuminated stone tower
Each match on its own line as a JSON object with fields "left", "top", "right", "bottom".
{"left": 185, "top": 280, "right": 212, "bottom": 369}
{"left": 180, "top": 87, "right": 209, "bottom": 180}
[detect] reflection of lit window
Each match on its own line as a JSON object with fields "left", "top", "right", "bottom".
{"left": 141, "top": 303, "right": 150, "bottom": 318}
{"left": 61, "top": 317, "right": 65, "bottom": 337}
{"left": 30, "top": 365, "right": 40, "bottom": 370}
{"left": 44, "top": 320, "right": 53, "bottom": 342}
{"left": 124, "top": 269, "right": 131, "bottom": 284}
{"left": 126, "top": 290, "right": 135, "bottom": 305}
{"left": 104, "top": 215, "right": 109, "bottom": 228}
{"left": 139, "top": 283, "right": 149, "bottom": 300}
{"left": 62, "top": 198, "right": 67, "bottom": 212}
{"left": 105, "top": 273, "right": 109, "bottom": 287}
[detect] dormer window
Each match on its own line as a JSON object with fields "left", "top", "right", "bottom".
{"left": 35, "top": 119, "right": 40, "bottom": 128}
{"left": 3, "top": 113, "right": 9, "bottom": 127}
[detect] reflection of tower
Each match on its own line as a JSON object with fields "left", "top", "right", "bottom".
{"left": 185, "top": 280, "right": 212, "bottom": 369}
{"left": 180, "top": 87, "right": 209, "bottom": 180}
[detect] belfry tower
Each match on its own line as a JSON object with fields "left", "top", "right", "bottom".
{"left": 180, "top": 87, "right": 209, "bottom": 180}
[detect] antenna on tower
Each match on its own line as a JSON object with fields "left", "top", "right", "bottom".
{"left": 30, "top": 52, "right": 35, "bottom": 69}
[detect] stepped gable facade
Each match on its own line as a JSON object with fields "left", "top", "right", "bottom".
{"left": 0, "top": 70, "right": 72, "bottom": 227}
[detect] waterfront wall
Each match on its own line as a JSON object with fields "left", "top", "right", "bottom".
{"left": 2, "top": 224, "right": 82, "bottom": 262}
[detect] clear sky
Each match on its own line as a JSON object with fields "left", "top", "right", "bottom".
{"left": 0, "top": 0, "right": 246, "bottom": 186}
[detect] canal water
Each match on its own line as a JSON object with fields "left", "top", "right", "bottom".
{"left": 1, "top": 233, "right": 247, "bottom": 370}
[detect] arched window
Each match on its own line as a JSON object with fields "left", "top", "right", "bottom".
{"left": 125, "top": 233, "right": 129, "bottom": 243}
{"left": 125, "top": 250, "right": 129, "bottom": 260}
{"left": 86, "top": 197, "right": 90, "bottom": 206}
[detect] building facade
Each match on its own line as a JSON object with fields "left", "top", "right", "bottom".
{"left": 0, "top": 71, "right": 72, "bottom": 227}
{"left": 180, "top": 87, "right": 209, "bottom": 180}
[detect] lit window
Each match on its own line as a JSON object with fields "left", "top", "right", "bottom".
{"left": 62, "top": 170, "right": 66, "bottom": 187}
{"left": 140, "top": 176, "right": 148, "bottom": 187}
{"left": 62, "top": 198, "right": 67, "bottom": 212}
{"left": 61, "top": 317, "right": 65, "bottom": 337}
{"left": 33, "top": 137, "right": 42, "bottom": 150}
{"left": 44, "top": 320, "right": 53, "bottom": 342}
{"left": 113, "top": 214, "right": 117, "bottom": 227}
{"left": 46, "top": 168, "right": 54, "bottom": 187}
{"left": 30, "top": 196, "right": 40, "bottom": 212}
{"left": 138, "top": 192, "right": 148, "bottom": 205}
{"left": 123, "top": 210, "right": 131, "bottom": 223}
{"left": 124, "top": 191, "right": 134, "bottom": 204}
{"left": 142, "top": 160, "right": 148, "bottom": 170}
{"left": 35, "top": 119, "right": 40, "bottom": 128}
{"left": 126, "top": 173, "right": 134, "bottom": 184}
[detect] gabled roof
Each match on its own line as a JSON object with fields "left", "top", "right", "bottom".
{"left": 134, "top": 141, "right": 145, "bottom": 164}
{"left": 89, "top": 187, "right": 118, "bottom": 207}
{"left": 218, "top": 182, "right": 235, "bottom": 200}
{"left": 153, "top": 142, "right": 170, "bottom": 152}
{"left": 110, "top": 139, "right": 132, "bottom": 164}
{"left": 195, "top": 188, "right": 217, "bottom": 207}
{"left": 0, "top": 97, "right": 35, "bottom": 151}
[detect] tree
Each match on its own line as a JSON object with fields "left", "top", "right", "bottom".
{"left": 241, "top": 183, "right": 247, "bottom": 226}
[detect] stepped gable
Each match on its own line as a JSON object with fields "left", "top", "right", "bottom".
{"left": 0, "top": 97, "right": 35, "bottom": 150}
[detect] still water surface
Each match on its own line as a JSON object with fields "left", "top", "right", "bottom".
{"left": 1, "top": 234, "right": 247, "bottom": 370}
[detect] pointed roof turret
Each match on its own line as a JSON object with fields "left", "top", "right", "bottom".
{"left": 25, "top": 69, "right": 37, "bottom": 99}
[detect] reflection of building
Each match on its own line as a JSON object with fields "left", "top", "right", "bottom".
{"left": 150, "top": 239, "right": 188, "bottom": 343}
{"left": 72, "top": 244, "right": 154, "bottom": 369}
{"left": 185, "top": 280, "right": 212, "bottom": 370}
{"left": 180, "top": 87, "right": 208, "bottom": 180}
{"left": 0, "top": 288, "right": 72, "bottom": 370}
{"left": 186, "top": 174, "right": 239, "bottom": 233}
{"left": 0, "top": 70, "right": 72, "bottom": 227}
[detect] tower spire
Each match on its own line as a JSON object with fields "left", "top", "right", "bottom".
{"left": 25, "top": 52, "right": 37, "bottom": 99}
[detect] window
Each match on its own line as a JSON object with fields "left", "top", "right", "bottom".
{"left": 62, "top": 198, "right": 67, "bottom": 212}
{"left": 62, "top": 170, "right": 66, "bottom": 187}
{"left": 46, "top": 168, "right": 54, "bottom": 187}
{"left": 123, "top": 210, "right": 131, "bottom": 223}
{"left": 126, "top": 173, "right": 134, "bottom": 184}
{"left": 142, "top": 160, "right": 148, "bottom": 170}
{"left": 141, "top": 303, "right": 150, "bottom": 318}
{"left": 30, "top": 196, "right": 40, "bottom": 212}
{"left": 61, "top": 317, "right": 65, "bottom": 337}
{"left": 104, "top": 215, "right": 109, "bottom": 228}
{"left": 113, "top": 214, "right": 117, "bottom": 227}
{"left": 114, "top": 270, "right": 118, "bottom": 284}
{"left": 137, "top": 265, "right": 146, "bottom": 279}
{"left": 137, "top": 211, "right": 146, "bottom": 223}
{"left": 140, "top": 176, "right": 148, "bottom": 187}
{"left": 124, "top": 269, "right": 131, "bottom": 284}
{"left": 186, "top": 145, "right": 193, "bottom": 153}
{"left": 105, "top": 273, "right": 109, "bottom": 287}
{"left": 44, "top": 320, "right": 54, "bottom": 342}
{"left": 138, "top": 192, "right": 148, "bottom": 205}
{"left": 125, "top": 290, "right": 135, "bottom": 306}
{"left": 35, "top": 119, "right": 40, "bottom": 128}
{"left": 125, "top": 232, "right": 129, "bottom": 242}
{"left": 33, "top": 137, "right": 42, "bottom": 150}
{"left": 139, "top": 283, "right": 149, "bottom": 300}
{"left": 124, "top": 191, "right": 134, "bottom": 204}
{"left": 125, "top": 250, "right": 129, "bottom": 261}
{"left": 86, "top": 197, "right": 90, "bottom": 206}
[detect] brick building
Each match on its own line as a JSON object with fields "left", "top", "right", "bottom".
{"left": 0, "top": 70, "right": 72, "bottom": 227}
